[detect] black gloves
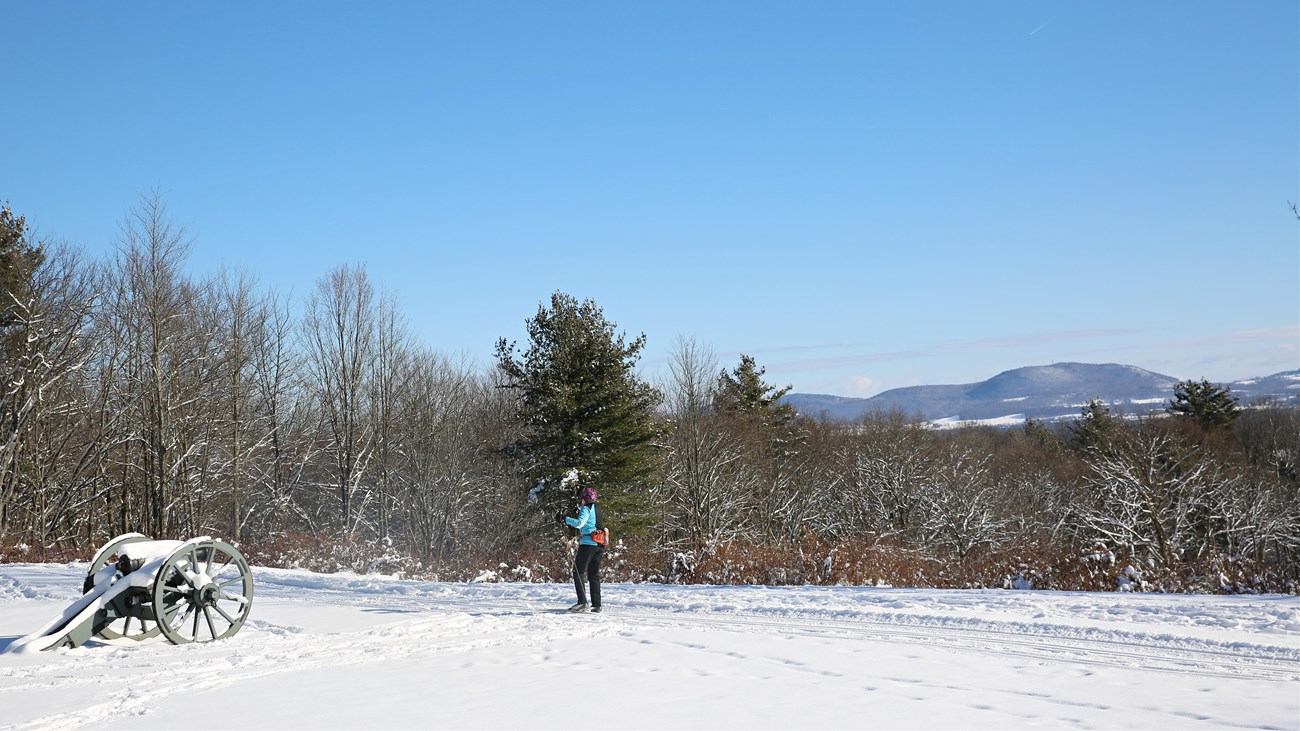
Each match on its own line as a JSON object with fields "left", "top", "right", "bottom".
{"left": 554, "top": 511, "right": 565, "bottom": 525}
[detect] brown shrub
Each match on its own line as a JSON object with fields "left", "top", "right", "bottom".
{"left": 5, "top": 532, "right": 1295, "bottom": 595}
{"left": 0, "top": 541, "right": 88, "bottom": 565}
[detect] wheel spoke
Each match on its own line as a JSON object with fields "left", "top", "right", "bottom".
{"left": 210, "top": 555, "right": 233, "bottom": 578}
{"left": 213, "top": 603, "right": 239, "bottom": 626}
{"left": 173, "top": 605, "right": 192, "bottom": 632}
{"left": 218, "top": 575, "right": 247, "bottom": 588}
{"left": 218, "top": 591, "right": 250, "bottom": 606}
{"left": 166, "top": 567, "right": 191, "bottom": 590}
{"left": 203, "top": 605, "right": 218, "bottom": 640}
{"left": 191, "top": 604, "right": 201, "bottom": 638}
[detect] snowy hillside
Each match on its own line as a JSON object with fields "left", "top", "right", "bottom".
{"left": 2, "top": 563, "right": 1297, "bottom": 730}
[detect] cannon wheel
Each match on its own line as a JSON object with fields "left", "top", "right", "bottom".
{"left": 83, "top": 532, "right": 160, "bottom": 642}
{"left": 153, "top": 539, "right": 254, "bottom": 645}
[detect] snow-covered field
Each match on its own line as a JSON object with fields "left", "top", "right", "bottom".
{"left": 1, "top": 562, "right": 1297, "bottom": 730}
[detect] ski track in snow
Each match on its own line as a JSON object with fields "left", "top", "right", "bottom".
{"left": 0, "top": 567, "right": 611, "bottom": 730}
{"left": 251, "top": 569, "right": 1300, "bottom": 681}
{"left": 1, "top": 563, "right": 1297, "bottom": 730}
{"left": 5, "top": 614, "right": 607, "bottom": 731}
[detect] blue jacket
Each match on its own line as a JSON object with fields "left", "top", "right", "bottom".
{"left": 564, "top": 504, "right": 599, "bottom": 546}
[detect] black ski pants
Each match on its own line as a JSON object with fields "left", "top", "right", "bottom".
{"left": 573, "top": 544, "right": 603, "bottom": 608}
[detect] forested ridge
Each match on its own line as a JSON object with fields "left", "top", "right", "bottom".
{"left": 2, "top": 197, "right": 1297, "bottom": 593}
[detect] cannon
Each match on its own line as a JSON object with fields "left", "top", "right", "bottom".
{"left": 10, "top": 533, "right": 254, "bottom": 652}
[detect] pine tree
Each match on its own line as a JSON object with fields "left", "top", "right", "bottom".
{"left": 1069, "top": 398, "right": 1123, "bottom": 454}
{"left": 0, "top": 203, "right": 47, "bottom": 332}
{"left": 714, "top": 354, "right": 796, "bottom": 429}
{"left": 1168, "top": 378, "right": 1240, "bottom": 429}
{"left": 712, "top": 354, "right": 803, "bottom": 541}
{"left": 495, "top": 292, "right": 663, "bottom": 528}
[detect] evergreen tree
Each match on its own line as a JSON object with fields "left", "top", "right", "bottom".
{"left": 1069, "top": 398, "right": 1123, "bottom": 454}
{"left": 495, "top": 292, "right": 663, "bottom": 528}
{"left": 714, "top": 354, "right": 796, "bottom": 429}
{"left": 0, "top": 203, "right": 46, "bottom": 332}
{"left": 1168, "top": 378, "right": 1240, "bottom": 429}
{"left": 1022, "top": 418, "right": 1063, "bottom": 455}
{"left": 713, "top": 354, "right": 804, "bottom": 540}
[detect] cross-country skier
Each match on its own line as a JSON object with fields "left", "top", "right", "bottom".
{"left": 555, "top": 486, "right": 603, "bottom": 613}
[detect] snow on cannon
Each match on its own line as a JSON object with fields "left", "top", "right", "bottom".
{"left": 9, "top": 533, "right": 254, "bottom": 653}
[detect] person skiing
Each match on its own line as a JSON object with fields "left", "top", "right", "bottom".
{"left": 555, "top": 486, "right": 604, "bottom": 613}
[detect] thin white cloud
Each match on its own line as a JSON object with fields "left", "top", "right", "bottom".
{"left": 724, "top": 343, "right": 858, "bottom": 356}
{"left": 752, "top": 329, "right": 1136, "bottom": 371}
{"left": 691, "top": 344, "right": 861, "bottom": 370}
{"left": 1156, "top": 325, "right": 1299, "bottom": 349}
{"left": 1075, "top": 325, "right": 1299, "bottom": 355}
{"left": 937, "top": 329, "right": 1139, "bottom": 351}
{"left": 774, "top": 350, "right": 930, "bottom": 373}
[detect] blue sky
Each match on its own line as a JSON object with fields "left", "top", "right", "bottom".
{"left": 4, "top": 2, "right": 1297, "bottom": 397}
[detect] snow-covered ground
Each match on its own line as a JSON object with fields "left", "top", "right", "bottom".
{"left": 1, "top": 562, "right": 1297, "bottom": 730}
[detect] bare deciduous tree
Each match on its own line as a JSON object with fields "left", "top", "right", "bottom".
{"left": 658, "top": 337, "right": 756, "bottom": 548}
{"left": 1074, "top": 425, "right": 1219, "bottom": 567}
{"left": 302, "top": 263, "right": 376, "bottom": 533}
{"left": 391, "top": 351, "right": 493, "bottom": 560}
{"left": 918, "top": 447, "right": 1009, "bottom": 565}
{"left": 0, "top": 242, "right": 103, "bottom": 541}
{"left": 247, "top": 288, "right": 315, "bottom": 536}
{"left": 840, "top": 414, "right": 936, "bottom": 543}
{"left": 369, "top": 288, "right": 410, "bottom": 543}
{"left": 106, "top": 193, "right": 217, "bottom": 537}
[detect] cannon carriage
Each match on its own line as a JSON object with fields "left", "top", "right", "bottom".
{"left": 12, "top": 533, "right": 254, "bottom": 652}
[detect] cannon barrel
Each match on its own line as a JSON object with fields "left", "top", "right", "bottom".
{"left": 115, "top": 554, "right": 146, "bottom": 575}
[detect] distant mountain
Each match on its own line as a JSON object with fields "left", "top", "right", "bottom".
{"left": 783, "top": 363, "right": 1300, "bottom": 426}
{"left": 1222, "top": 370, "right": 1300, "bottom": 405}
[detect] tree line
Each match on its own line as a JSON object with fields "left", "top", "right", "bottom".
{"left": 2, "top": 196, "right": 1297, "bottom": 592}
